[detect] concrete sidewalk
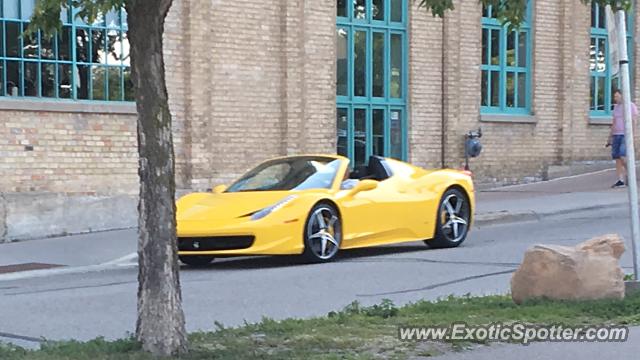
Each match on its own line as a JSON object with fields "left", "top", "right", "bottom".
{"left": 0, "top": 167, "right": 631, "bottom": 269}
{"left": 474, "top": 168, "right": 634, "bottom": 226}
{"left": 0, "top": 229, "right": 137, "bottom": 269}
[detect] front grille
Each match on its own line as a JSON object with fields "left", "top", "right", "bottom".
{"left": 178, "top": 236, "right": 255, "bottom": 251}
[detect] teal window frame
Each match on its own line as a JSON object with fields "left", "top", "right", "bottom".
{"left": 590, "top": 2, "right": 634, "bottom": 117}
{"left": 0, "top": 0, "right": 131, "bottom": 102}
{"left": 336, "top": 0, "right": 408, "bottom": 166}
{"left": 480, "top": 1, "right": 532, "bottom": 115}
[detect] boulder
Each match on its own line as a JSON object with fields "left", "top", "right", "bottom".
{"left": 511, "top": 234, "right": 626, "bottom": 304}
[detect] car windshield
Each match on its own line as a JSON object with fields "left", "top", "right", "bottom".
{"left": 226, "top": 156, "right": 342, "bottom": 192}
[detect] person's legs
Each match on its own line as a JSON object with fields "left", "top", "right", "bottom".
{"left": 612, "top": 135, "right": 627, "bottom": 187}
{"left": 616, "top": 158, "right": 626, "bottom": 181}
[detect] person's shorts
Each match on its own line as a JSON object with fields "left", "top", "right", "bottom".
{"left": 612, "top": 134, "right": 626, "bottom": 159}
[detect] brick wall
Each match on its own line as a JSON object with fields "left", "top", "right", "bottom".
{"left": 433, "top": 0, "right": 637, "bottom": 184}
{"left": 0, "top": 0, "right": 190, "bottom": 195}
{"left": 3, "top": 0, "right": 640, "bottom": 240}
{"left": 164, "top": 0, "right": 191, "bottom": 189}
{"left": 184, "top": 0, "right": 289, "bottom": 189}
{"left": 408, "top": 3, "right": 444, "bottom": 169}
{"left": 4, "top": 0, "right": 634, "bottom": 195}
{"left": 181, "top": 0, "right": 335, "bottom": 190}
{"left": 441, "top": 0, "right": 483, "bottom": 172}
{"left": 0, "top": 110, "right": 138, "bottom": 194}
{"left": 438, "top": 0, "right": 562, "bottom": 183}
{"left": 298, "top": 0, "right": 338, "bottom": 155}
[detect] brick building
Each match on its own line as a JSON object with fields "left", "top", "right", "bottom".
{"left": 1, "top": 0, "right": 639, "bottom": 240}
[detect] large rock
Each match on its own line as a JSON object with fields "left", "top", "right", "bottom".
{"left": 511, "top": 234, "right": 626, "bottom": 304}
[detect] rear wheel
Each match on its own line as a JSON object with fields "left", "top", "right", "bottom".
{"left": 179, "top": 255, "right": 215, "bottom": 267}
{"left": 426, "top": 188, "right": 471, "bottom": 248}
{"left": 301, "top": 203, "right": 342, "bottom": 263}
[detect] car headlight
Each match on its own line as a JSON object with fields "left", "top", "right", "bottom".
{"left": 251, "top": 195, "right": 298, "bottom": 221}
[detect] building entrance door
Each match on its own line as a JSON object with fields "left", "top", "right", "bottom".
{"left": 336, "top": 0, "right": 407, "bottom": 167}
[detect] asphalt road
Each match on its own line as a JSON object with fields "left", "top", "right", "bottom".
{"left": 0, "top": 206, "right": 638, "bottom": 357}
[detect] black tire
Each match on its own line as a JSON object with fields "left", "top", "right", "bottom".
{"left": 179, "top": 255, "right": 215, "bottom": 267}
{"left": 426, "top": 188, "right": 471, "bottom": 249}
{"left": 301, "top": 203, "right": 342, "bottom": 263}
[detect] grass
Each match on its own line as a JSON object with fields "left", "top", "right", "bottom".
{"left": 2, "top": 293, "right": 640, "bottom": 359}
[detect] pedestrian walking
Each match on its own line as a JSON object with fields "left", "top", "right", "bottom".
{"left": 607, "top": 89, "right": 639, "bottom": 188}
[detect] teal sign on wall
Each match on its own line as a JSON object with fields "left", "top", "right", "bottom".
{"left": 336, "top": 0, "right": 408, "bottom": 167}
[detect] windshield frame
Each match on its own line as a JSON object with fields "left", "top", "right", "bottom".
{"left": 225, "top": 155, "right": 348, "bottom": 193}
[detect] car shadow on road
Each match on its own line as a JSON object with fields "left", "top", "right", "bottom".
{"left": 179, "top": 243, "right": 433, "bottom": 271}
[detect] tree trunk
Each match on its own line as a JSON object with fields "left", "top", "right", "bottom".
{"left": 125, "top": 0, "right": 188, "bottom": 356}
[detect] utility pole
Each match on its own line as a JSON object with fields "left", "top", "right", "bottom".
{"left": 613, "top": 3, "right": 640, "bottom": 280}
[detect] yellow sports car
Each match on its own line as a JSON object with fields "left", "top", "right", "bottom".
{"left": 176, "top": 154, "right": 475, "bottom": 266}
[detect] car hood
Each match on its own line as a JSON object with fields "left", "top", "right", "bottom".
{"left": 177, "top": 191, "right": 303, "bottom": 221}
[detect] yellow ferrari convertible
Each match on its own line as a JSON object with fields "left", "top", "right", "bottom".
{"left": 176, "top": 155, "right": 475, "bottom": 266}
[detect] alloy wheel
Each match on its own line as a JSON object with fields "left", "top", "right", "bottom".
{"left": 439, "top": 193, "right": 469, "bottom": 243}
{"left": 306, "top": 206, "right": 342, "bottom": 260}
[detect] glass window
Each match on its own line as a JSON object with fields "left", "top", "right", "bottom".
{"left": 354, "top": 0, "right": 366, "bottom": 20}
{"left": 124, "top": 67, "right": 133, "bottom": 100}
{"left": 6, "top": 21, "right": 21, "bottom": 57}
{"left": 0, "top": 62, "right": 4, "bottom": 96}
{"left": 92, "top": 66, "right": 107, "bottom": 100}
{"left": 24, "top": 61, "right": 37, "bottom": 96}
{"left": 480, "top": 2, "right": 531, "bottom": 114}
{"left": 336, "top": 0, "right": 407, "bottom": 164}
{"left": 21, "top": 0, "right": 35, "bottom": 20}
{"left": 40, "top": 34, "right": 55, "bottom": 60}
{"left": 40, "top": 63, "right": 56, "bottom": 97}
{"left": 336, "top": 28, "right": 348, "bottom": 96}
{"left": 372, "top": 109, "right": 384, "bottom": 156}
{"left": 390, "top": 0, "right": 402, "bottom": 22}
{"left": 3, "top": 0, "right": 19, "bottom": 19}
{"left": 226, "top": 157, "right": 343, "bottom": 192}
{"left": 373, "top": 0, "right": 384, "bottom": 21}
{"left": 354, "top": 109, "right": 367, "bottom": 167}
{"left": 390, "top": 109, "right": 402, "bottom": 160}
{"left": 337, "top": 108, "right": 348, "bottom": 157}
{"left": 59, "top": 63, "right": 72, "bottom": 98}
{"left": 589, "top": 4, "right": 634, "bottom": 116}
{"left": 0, "top": 0, "right": 130, "bottom": 101}
{"left": 372, "top": 32, "right": 384, "bottom": 97}
{"left": 6, "top": 60, "right": 20, "bottom": 96}
{"left": 354, "top": 30, "right": 366, "bottom": 97}
{"left": 390, "top": 33, "right": 402, "bottom": 98}
{"left": 337, "top": 0, "right": 347, "bottom": 17}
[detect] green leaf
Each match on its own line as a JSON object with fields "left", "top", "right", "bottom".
{"left": 418, "top": 0, "right": 633, "bottom": 28}
{"left": 28, "top": 0, "right": 125, "bottom": 36}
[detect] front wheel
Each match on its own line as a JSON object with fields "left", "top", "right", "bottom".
{"left": 179, "top": 255, "right": 215, "bottom": 267}
{"left": 301, "top": 203, "right": 342, "bottom": 263}
{"left": 426, "top": 188, "right": 471, "bottom": 248}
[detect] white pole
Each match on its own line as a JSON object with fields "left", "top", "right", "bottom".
{"left": 615, "top": 6, "right": 640, "bottom": 281}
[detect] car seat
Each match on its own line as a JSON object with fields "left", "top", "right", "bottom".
{"left": 366, "top": 156, "right": 392, "bottom": 181}
{"left": 348, "top": 156, "right": 392, "bottom": 181}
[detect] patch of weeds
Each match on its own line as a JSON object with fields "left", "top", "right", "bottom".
{"left": 330, "top": 299, "right": 399, "bottom": 319}
{"left": 5, "top": 293, "right": 640, "bottom": 359}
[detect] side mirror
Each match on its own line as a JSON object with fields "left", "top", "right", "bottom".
{"left": 347, "top": 179, "right": 378, "bottom": 196}
{"left": 212, "top": 184, "right": 227, "bottom": 194}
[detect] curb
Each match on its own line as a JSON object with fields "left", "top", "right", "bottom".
{"left": 474, "top": 203, "right": 629, "bottom": 227}
{"left": 0, "top": 253, "right": 138, "bottom": 282}
{"left": 474, "top": 211, "right": 540, "bottom": 227}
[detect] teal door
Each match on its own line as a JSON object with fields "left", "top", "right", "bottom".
{"left": 336, "top": 0, "right": 408, "bottom": 167}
